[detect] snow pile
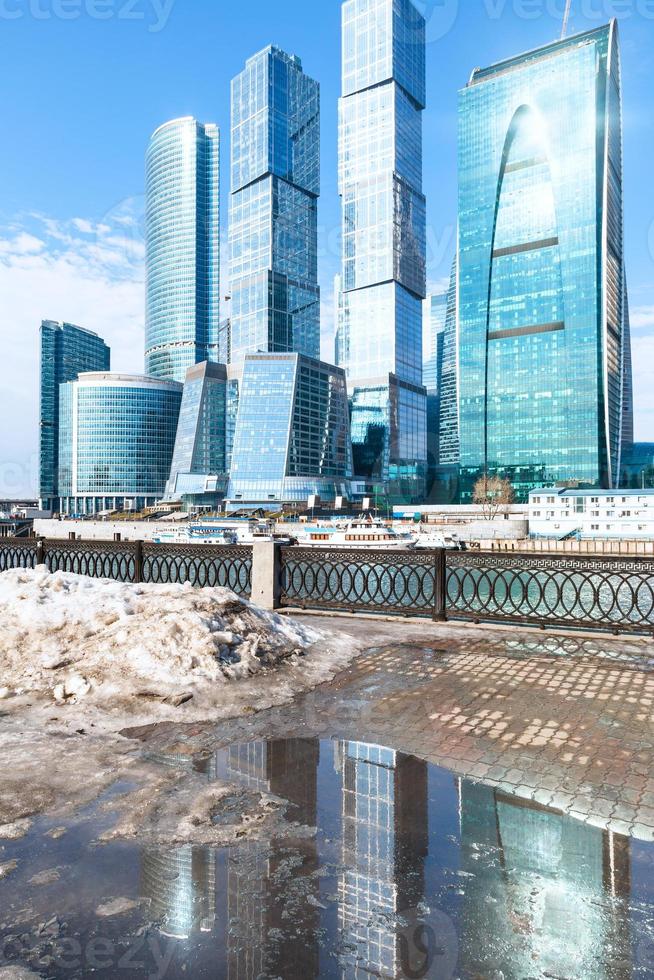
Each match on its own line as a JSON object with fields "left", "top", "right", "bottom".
{"left": 0, "top": 568, "right": 337, "bottom": 722}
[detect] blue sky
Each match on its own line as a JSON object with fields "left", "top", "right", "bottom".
{"left": 1, "top": 0, "right": 653, "bottom": 496}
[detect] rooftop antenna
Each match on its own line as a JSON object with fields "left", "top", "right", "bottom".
{"left": 560, "top": 0, "right": 572, "bottom": 38}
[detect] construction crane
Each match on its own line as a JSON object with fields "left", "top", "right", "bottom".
{"left": 560, "top": 0, "right": 573, "bottom": 38}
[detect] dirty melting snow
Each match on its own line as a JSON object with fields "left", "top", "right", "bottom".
{"left": 0, "top": 568, "right": 354, "bottom": 727}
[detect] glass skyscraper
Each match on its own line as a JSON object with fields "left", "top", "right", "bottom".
{"left": 458, "top": 22, "right": 632, "bottom": 500}
{"left": 423, "top": 290, "right": 447, "bottom": 495}
{"left": 165, "top": 361, "right": 229, "bottom": 505}
{"left": 145, "top": 117, "right": 220, "bottom": 383}
{"left": 337, "top": 0, "right": 428, "bottom": 504}
{"left": 39, "top": 320, "right": 110, "bottom": 508}
{"left": 58, "top": 373, "right": 182, "bottom": 515}
{"left": 229, "top": 46, "right": 320, "bottom": 363}
{"left": 227, "top": 353, "right": 353, "bottom": 509}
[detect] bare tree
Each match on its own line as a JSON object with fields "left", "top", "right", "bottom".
{"left": 473, "top": 474, "right": 515, "bottom": 521}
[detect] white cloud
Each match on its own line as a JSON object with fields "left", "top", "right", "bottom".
{"left": 0, "top": 208, "right": 146, "bottom": 498}
{"left": 630, "top": 305, "right": 654, "bottom": 331}
{"left": 632, "top": 332, "right": 654, "bottom": 443}
{"left": 0, "top": 232, "right": 45, "bottom": 256}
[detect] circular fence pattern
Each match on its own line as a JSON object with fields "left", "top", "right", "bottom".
{"left": 0, "top": 540, "right": 38, "bottom": 572}
{"left": 43, "top": 543, "right": 136, "bottom": 583}
{"left": 446, "top": 554, "right": 654, "bottom": 631}
{"left": 142, "top": 544, "right": 252, "bottom": 596}
{"left": 280, "top": 548, "right": 437, "bottom": 615}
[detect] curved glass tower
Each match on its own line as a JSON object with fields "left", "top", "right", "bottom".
{"left": 145, "top": 118, "right": 220, "bottom": 383}
{"left": 458, "top": 22, "right": 631, "bottom": 499}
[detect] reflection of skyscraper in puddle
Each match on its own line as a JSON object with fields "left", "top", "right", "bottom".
{"left": 336, "top": 741, "right": 428, "bottom": 978}
{"left": 225, "top": 738, "right": 321, "bottom": 980}
{"left": 140, "top": 750, "right": 219, "bottom": 941}
{"left": 141, "top": 846, "right": 216, "bottom": 940}
{"left": 459, "top": 782, "right": 631, "bottom": 979}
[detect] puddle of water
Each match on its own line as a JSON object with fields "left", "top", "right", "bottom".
{"left": 1, "top": 738, "right": 653, "bottom": 979}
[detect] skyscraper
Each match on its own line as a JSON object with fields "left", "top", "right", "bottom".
{"left": 58, "top": 373, "right": 182, "bottom": 516}
{"left": 145, "top": 117, "right": 220, "bottom": 383}
{"left": 423, "top": 290, "right": 447, "bottom": 495}
{"left": 164, "top": 361, "right": 229, "bottom": 506}
{"left": 457, "top": 22, "right": 631, "bottom": 500}
{"left": 229, "top": 46, "right": 320, "bottom": 363}
{"left": 337, "top": 0, "right": 428, "bottom": 504}
{"left": 39, "top": 320, "right": 110, "bottom": 509}
{"left": 227, "top": 353, "right": 353, "bottom": 509}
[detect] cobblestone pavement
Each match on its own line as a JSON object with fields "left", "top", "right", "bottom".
{"left": 128, "top": 616, "right": 654, "bottom": 843}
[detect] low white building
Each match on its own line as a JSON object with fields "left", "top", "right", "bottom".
{"left": 393, "top": 504, "right": 528, "bottom": 542}
{"left": 529, "top": 489, "right": 654, "bottom": 540}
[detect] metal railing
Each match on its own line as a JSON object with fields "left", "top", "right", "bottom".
{"left": 279, "top": 546, "right": 446, "bottom": 619}
{"left": 2, "top": 537, "right": 654, "bottom": 634}
{"left": 279, "top": 546, "right": 654, "bottom": 635}
{"left": 446, "top": 551, "right": 654, "bottom": 634}
{"left": 0, "top": 537, "right": 253, "bottom": 597}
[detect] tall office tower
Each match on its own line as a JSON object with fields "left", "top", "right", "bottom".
{"left": 39, "top": 320, "right": 110, "bottom": 509}
{"left": 229, "top": 46, "right": 320, "bottom": 363}
{"left": 621, "top": 274, "right": 634, "bottom": 459}
{"left": 145, "top": 117, "right": 220, "bottom": 382}
{"left": 438, "top": 256, "right": 460, "bottom": 468}
{"left": 337, "top": 0, "right": 428, "bottom": 504}
{"left": 227, "top": 353, "right": 353, "bottom": 510}
{"left": 458, "top": 22, "right": 631, "bottom": 500}
{"left": 423, "top": 290, "right": 447, "bottom": 495}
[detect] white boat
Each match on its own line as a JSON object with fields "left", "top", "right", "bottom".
{"left": 154, "top": 523, "right": 239, "bottom": 546}
{"left": 236, "top": 520, "right": 297, "bottom": 545}
{"left": 301, "top": 518, "right": 414, "bottom": 551}
{"left": 412, "top": 529, "right": 464, "bottom": 550}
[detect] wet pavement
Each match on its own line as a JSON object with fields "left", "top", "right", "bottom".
{"left": 135, "top": 617, "right": 654, "bottom": 844}
{"left": 1, "top": 618, "right": 654, "bottom": 978}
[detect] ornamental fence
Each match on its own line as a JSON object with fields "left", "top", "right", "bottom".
{"left": 2, "top": 537, "right": 654, "bottom": 635}
{"left": 0, "top": 537, "right": 253, "bottom": 597}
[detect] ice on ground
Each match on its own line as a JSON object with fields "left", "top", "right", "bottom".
{"left": 0, "top": 568, "right": 356, "bottom": 730}
{"left": 0, "top": 860, "right": 18, "bottom": 880}
{"left": 0, "top": 820, "right": 31, "bottom": 841}
{"left": 95, "top": 897, "right": 140, "bottom": 918}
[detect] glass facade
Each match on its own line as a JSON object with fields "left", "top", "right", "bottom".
{"left": 438, "top": 256, "right": 460, "bottom": 468}
{"left": 229, "top": 47, "right": 320, "bottom": 363}
{"left": 39, "top": 320, "right": 110, "bottom": 506}
{"left": 458, "top": 23, "right": 631, "bottom": 500}
{"left": 423, "top": 290, "right": 447, "bottom": 494}
{"left": 58, "top": 373, "right": 182, "bottom": 515}
{"left": 165, "top": 362, "right": 228, "bottom": 502}
{"left": 145, "top": 118, "right": 220, "bottom": 383}
{"left": 227, "top": 353, "right": 353, "bottom": 507}
{"left": 337, "top": 0, "right": 427, "bottom": 503}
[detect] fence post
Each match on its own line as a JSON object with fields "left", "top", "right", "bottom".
{"left": 36, "top": 536, "right": 45, "bottom": 568}
{"left": 133, "top": 540, "right": 144, "bottom": 584}
{"left": 433, "top": 548, "right": 447, "bottom": 622}
{"left": 251, "top": 541, "right": 282, "bottom": 610}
